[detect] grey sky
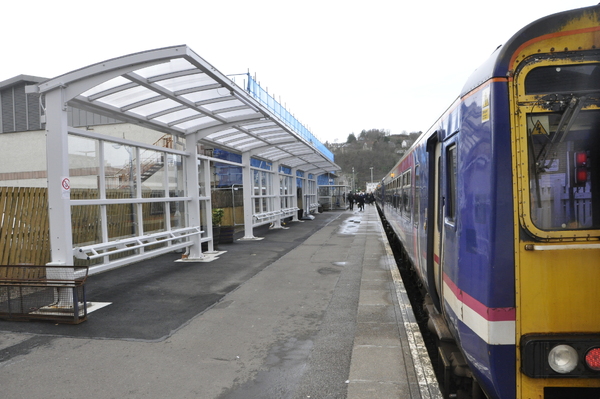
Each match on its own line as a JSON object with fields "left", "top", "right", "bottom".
{"left": 2, "top": 1, "right": 595, "bottom": 143}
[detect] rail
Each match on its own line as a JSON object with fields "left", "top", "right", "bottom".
{"left": 73, "top": 227, "right": 202, "bottom": 260}
{"left": 253, "top": 207, "right": 299, "bottom": 225}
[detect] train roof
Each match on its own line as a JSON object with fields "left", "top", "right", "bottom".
{"left": 460, "top": 4, "right": 600, "bottom": 97}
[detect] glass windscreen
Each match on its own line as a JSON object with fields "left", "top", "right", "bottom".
{"left": 527, "top": 109, "right": 600, "bottom": 230}
{"left": 525, "top": 64, "right": 600, "bottom": 94}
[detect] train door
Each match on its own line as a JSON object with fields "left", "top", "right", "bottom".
{"left": 426, "top": 135, "right": 443, "bottom": 310}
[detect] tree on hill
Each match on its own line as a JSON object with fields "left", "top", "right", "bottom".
{"left": 331, "top": 128, "right": 421, "bottom": 191}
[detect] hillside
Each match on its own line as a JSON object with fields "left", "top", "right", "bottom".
{"left": 326, "top": 129, "right": 421, "bottom": 191}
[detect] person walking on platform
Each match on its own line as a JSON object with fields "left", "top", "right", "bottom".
{"left": 347, "top": 192, "right": 355, "bottom": 210}
{"left": 357, "top": 192, "right": 365, "bottom": 211}
{"left": 367, "top": 192, "right": 375, "bottom": 205}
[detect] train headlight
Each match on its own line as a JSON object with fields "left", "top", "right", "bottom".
{"left": 548, "top": 345, "right": 578, "bottom": 374}
{"left": 585, "top": 348, "right": 600, "bottom": 371}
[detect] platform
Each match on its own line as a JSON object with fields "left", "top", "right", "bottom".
{"left": 0, "top": 205, "right": 441, "bottom": 398}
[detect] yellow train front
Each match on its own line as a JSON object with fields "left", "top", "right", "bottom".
{"left": 510, "top": 5, "right": 600, "bottom": 398}
{"left": 379, "top": 5, "right": 600, "bottom": 399}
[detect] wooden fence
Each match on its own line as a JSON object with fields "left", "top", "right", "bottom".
{"left": 1, "top": 186, "right": 245, "bottom": 267}
{"left": 0, "top": 187, "right": 50, "bottom": 265}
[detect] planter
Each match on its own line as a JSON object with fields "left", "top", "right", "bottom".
{"left": 212, "top": 226, "right": 221, "bottom": 249}
{"left": 219, "top": 226, "right": 234, "bottom": 244}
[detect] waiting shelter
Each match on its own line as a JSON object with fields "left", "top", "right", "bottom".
{"left": 23, "top": 45, "right": 339, "bottom": 274}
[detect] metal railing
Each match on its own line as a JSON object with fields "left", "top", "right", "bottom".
{"left": 246, "top": 75, "right": 334, "bottom": 162}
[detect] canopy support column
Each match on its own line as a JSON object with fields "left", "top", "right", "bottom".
{"left": 181, "top": 133, "right": 205, "bottom": 260}
{"left": 241, "top": 151, "right": 259, "bottom": 240}
{"left": 270, "top": 162, "right": 284, "bottom": 229}
{"left": 291, "top": 167, "right": 300, "bottom": 222}
{"left": 45, "top": 88, "right": 73, "bottom": 266}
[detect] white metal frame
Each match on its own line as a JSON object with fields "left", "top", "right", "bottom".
{"left": 30, "top": 45, "right": 339, "bottom": 271}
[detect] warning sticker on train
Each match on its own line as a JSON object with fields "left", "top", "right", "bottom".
{"left": 481, "top": 87, "right": 490, "bottom": 122}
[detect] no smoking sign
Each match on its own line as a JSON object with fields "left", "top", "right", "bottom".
{"left": 61, "top": 177, "right": 70, "bottom": 199}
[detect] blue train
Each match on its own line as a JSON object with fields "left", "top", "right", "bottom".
{"left": 378, "top": 5, "right": 600, "bottom": 399}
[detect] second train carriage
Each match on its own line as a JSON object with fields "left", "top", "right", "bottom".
{"left": 379, "top": 5, "right": 600, "bottom": 399}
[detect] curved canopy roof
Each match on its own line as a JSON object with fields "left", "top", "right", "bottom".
{"left": 35, "top": 45, "right": 338, "bottom": 173}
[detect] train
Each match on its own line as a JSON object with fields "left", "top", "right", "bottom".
{"left": 377, "top": 5, "right": 600, "bottom": 399}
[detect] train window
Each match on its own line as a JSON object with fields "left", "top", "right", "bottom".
{"left": 402, "top": 170, "right": 411, "bottom": 216}
{"left": 447, "top": 145, "right": 457, "bottom": 221}
{"left": 525, "top": 64, "right": 600, "bottom": 94}
{"left": 414, "top": 165, "right": 420, "bottom": 227}
{"left": 527, "top": 109, "right": 600, "bottom": 230}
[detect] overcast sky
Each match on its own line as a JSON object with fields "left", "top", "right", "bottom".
{"left": 2, "top": 1, "right": 595, "bottom": 144}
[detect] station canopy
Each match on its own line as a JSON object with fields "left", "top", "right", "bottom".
{"left": 36, "top": 45, "right": 339, "bottom": 173}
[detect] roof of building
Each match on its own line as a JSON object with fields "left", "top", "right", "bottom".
{"left": 0, "top": 75, "right": 46, "bottom": 90}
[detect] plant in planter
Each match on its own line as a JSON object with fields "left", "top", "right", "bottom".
{"left": 212, "top": 208, "right": 224, "bottom": 227}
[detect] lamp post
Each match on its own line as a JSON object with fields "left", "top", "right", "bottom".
{"left": 370, "top": 166, "right": 373, "bottom": 183}
{"left": 352, "top": 167, "right": 355, "bottom": 192}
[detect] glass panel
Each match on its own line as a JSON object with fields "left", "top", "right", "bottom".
{"left": 174, "top": 116, "right": 213, "bottom": 131}
{"left": 216, "top": 110, "right": 256, "bottom": 119}
{"left": 254, "top": 198, "right": 261, "bottom": 213}
{"left": 247, "top": 122, "right": 274, "bottom": 130}
{"left": 220, "top": 133, "right": 247, "bottom": 143}
{"left": 68, "top": 135, "right": 99, "bottom": 198}
{"left": 261, "top": 172, "right": 267, "bottom": 196}
{"left": 154, "top": 108, "right": 200, "bottom": 124}
{"left": 107, "top": 203, "right": 137, "bottom": 240}
{"left": 104, "top": 142, "right": 136, "bottom": 197}
{"left": 142, "top": 200, "right": 166, "bottom": 234}
{"left": 203, "top": 99, "right": 243, "bottom": 112}
{"left": 157, "top": 73, "right": 216, "bottom": 92}
{"left": 199, "top": 200, "right": 207, "bottom": 233}
{"left": 98, "top": 86, "right": 156, "bottom": 108}
{"left": 446, "top": 146, "right": 457, "bottom": 221}
{"left": 168, "top": 154, "right": 184, "bottom": 197}
{"left": 128, "top": 98, "right": 180, "bottom": 117}
{"left": 71, "top": 205, "right": 101, "bottom": 246}
{"left": 198, "top": 159, "right": 207, "bottom": 197}
{"left": 253, "top": 170, "right": 260, "bottom": 196}
{"left": 527, "top": 110, "right": 600, "bottom": 230}
{"left": 259, "top": 132, "right": 288, "bottom": 140}
{"left": 135, "top": 58, "right": 195, "bottom": 79}
{"left": 170, "top": 200, "right": 186, "bottom": 230}
{"left": 140, "top": 149, "right": 166, "bottom": 192}
{"left": 207, "top": 129, "right": 238, "bottom": 139}
{"left": 81, "top": 76, "right": 129, "bottom": 98}
{"left": 253, "top": 126, "right": 282, "bottom": 134}
{"left": 525, "top": 64, "right": 600, "bottom": 94}
{"left": 226, "top": 137, "right": 256, "bottom": 147}
{"left": 182, "top": 88, "right": 230, "bottom": 103}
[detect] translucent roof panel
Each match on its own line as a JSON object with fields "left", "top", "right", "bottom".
{"left": 38, "top": 45, "right": 338, "bottom": 174}
{"left": 156, "top": 73, "right": 216, "bottom": 93}
{"left": 135, "top": 58, "right": 197, "bottom": 79}
{"left": 128, "top": 98, "right": 180, "bottom": 117}
{"left": 182, "top": 88, "right": 232, "bottom": 104}
{"left": 81, "top": 76, "right": 131, "bottom": 98}
{"left": 154, "top": 108, "right": 203, "bottom": 125}
{"left": 99, "top": 86, "right": 158, "bottom": 109}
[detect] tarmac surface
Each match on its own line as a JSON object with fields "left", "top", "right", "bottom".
{"left": 0, "top": 205, "right": 441, "bottom": 399}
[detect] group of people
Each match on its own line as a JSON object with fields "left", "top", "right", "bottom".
{"left": 346, "top": 191, "right": 375, "bottom": 211}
